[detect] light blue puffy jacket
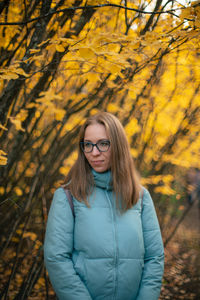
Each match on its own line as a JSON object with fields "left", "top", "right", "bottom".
{"left": 44, "top": 170, "right": 164, "bottom": 300}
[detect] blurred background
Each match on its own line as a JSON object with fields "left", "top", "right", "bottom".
{"left": 0, "top": 0, "right": 200, "bottom": 299}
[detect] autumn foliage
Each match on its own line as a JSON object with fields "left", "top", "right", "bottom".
{"left": 0, "top": 0, "right": 200, "bottom": 299}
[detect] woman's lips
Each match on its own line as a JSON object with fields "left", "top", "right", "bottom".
{"left": 92, "top": 160, "right": 104, "bottom": 165}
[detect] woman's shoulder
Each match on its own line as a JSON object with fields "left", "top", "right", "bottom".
{"left": 140, "top": 186, "right": 154, "bottom": 206}
{"left": 55, "top": 186, "right": 65, "bottom": 192}
{"left": 53, "top": 186, "right": 66, "bottom": 196}
{"left": 141, "top": 186, "right": 151, "bottom": 196}
{"left": 51, "top": 187, "right": 68, "bottom": 204}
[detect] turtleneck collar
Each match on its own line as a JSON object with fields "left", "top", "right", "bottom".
{"left": 92, "top": 169, "right": 113, "bottom": 190}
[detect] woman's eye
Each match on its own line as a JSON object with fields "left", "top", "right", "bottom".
{"left": 85, "top": 143, "right": 91, "bottom": 148}
{"left": 99, "top": 142, "right": 109, "bottom": 148}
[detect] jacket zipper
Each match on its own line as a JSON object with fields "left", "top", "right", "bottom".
{"left": 105, "top": 190, "right": 118, "bottom": 300}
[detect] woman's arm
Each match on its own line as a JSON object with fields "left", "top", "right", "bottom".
{"left": 136, "top": 188, "right": 164, "bottom": 300}
{"left": 44, "top": 188, "right": 92, "bottom": 300}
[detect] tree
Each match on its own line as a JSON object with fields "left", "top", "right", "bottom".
{"left": 0, "top": 0, "right": 200, "bottom": 298}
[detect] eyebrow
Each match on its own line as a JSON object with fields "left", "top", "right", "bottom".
{"left": 83, "top": 139, "right": 109, "bottom": 142}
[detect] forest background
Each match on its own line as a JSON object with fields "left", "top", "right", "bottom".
{"left": 0, "top": 0, "right": 200, "bottom": 299}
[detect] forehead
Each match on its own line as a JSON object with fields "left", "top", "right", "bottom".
{"left": 84, "top": 123, "right": 108, "bottom": 141}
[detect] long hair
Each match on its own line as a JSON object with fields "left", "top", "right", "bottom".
{"left": 64, "top": 112, "right": 140, "bottom": 211}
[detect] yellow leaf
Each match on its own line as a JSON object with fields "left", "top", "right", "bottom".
{"left": 15, "top": 68, "right": 29, "bottom": 77}
{"left": 128, "top": 90, "right": 136, "bottom": 99}
{"left": 14, "top": 187, "right": 23, "bottom": 196}
{"left": 37, "top": 278, "right": 45, "bottom": 286}
{"left": 162, "top": 175, "right": 174, "bottom": 183}
{"left": 25, "top": 168, "right": 34, "bottom": 177}
{"left": 0, "top": 123, "right": 8, "bottom": 131}
{"left": 107, "top": 103, "right": 120, "bottom": 113}
{"left": 154, "top": 186, "right": 176, "bottom": 195}
{"left": 23, "top": 232, "right": 37, "bottom": 241}
{"left": 16, "top": 109, "right": 28, "bottom": 122}
{"left": 59, "top": 166, "right": 70, "bottom": 175}
{"left": 178, "top": 205, "right": 185, "bottom": 211}
{"left": 125, "top": 118, "right": 140, "bottom": 138}
{"left": 107, "top": 62, "right": 121, "bottom": 74}
{"left": 90, "top": 109, "right": 99, "bottom": 115}
{"left": 107, "top": 43, "right": 121, "bottom": 52}
{"left": 0, "top": 186, "right": 5, "bottom": 194}
{"left": 10, "top": 117, "right": 25, "bottom": 132}
{"left": 56, "top": 44, "right": 65, "bottom": 52}
{"left": 86, "top": 72, "right": 100, "bottom": 82}
{"left": 0, "top": 156, "right": 7, "bottom": 165}
{"left": 29, "top": 49, "right": 40, "bottom": 53}
{"left": 0, "top": 149, "right": 7, "bottom": 156}
{"left": 26, "top": 103, "right": 38, "bottom": 109}
{"left": 0, "top": 73, "right": 19, "bottom": 80}
{"left": 130, "top": 148, "right": 138, "bottom": 158}
{"left": 35, "top": 111, "right": 41, "bottom": 118}
{"left": 55, "top": 108, "right": 65, "bottom": 121}
{"left": 78, "top": 47, "right": 96, "bottom": 59}
{"left": 11, "top": 237, "right": 20, "bottom": 243}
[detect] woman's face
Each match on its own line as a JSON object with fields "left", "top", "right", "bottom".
{"left": 83, "top": 123, "right": 111, "bottom": 173}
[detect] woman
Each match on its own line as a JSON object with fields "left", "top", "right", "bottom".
{"left": 44, "top": 112, "right": 164, "bottom": 300}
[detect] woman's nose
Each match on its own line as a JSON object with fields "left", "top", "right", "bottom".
{"left": 91, "top": 145, "right": 100, "bottom": 155}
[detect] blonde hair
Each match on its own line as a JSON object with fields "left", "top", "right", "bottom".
{"left": 64, "top": 112, "right": 140, "bottom": 211}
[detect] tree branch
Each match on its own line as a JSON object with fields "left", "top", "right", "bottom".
{"left": 0, "top": 3, "right": 182, "bottom": 26}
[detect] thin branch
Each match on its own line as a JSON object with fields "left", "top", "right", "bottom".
{"left": 164, "top": 197, "right": 197, "bottom": 247}
{"left": 0, "top": 3, "right": 186, "bottom": 26}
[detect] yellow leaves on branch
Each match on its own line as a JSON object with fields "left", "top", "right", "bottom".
{"left": 60, "top": 114, "right": 84, "bottom": 136}
{"left": 59, "top": 151, "right": 78, "bottom": 176}
{"left": 45, "top": 36, "right": 76, "bottom": 53}
{"left": 142, "top": 174, "right": 176, "bottom": 195}
{"left": 180, "top": 2, "right": 200, "bottom": 27}
{"left": 0, "top": 65, "right": 28, "bottom": 80}
{"left": 142, "top": 174, "right": 174, "bottom": 185}
{"left": 130, "top": 148, "right": 138, "bottom": 158}
{"left": 0, "top": 72, "right": 19, "bottom": 80}
{"left": 36, "top": 90, "right": 66, "bottom": 121}
{"left": 154, "top": 186, "right": 176, "bottom": 196}
{"left": 0, "top": 150, "right": 7, "bottom": 166}
{"left": 14, "top": 229, "right": 42, "bottom": 251}
{"left": 9, "top": 109, "right": 28, "bottom": 132}
{"left": 125, "top": 118, "right": 141, "bottom": 142}
{"left": 10, "top": 117, "right": 25, "bottom": 131}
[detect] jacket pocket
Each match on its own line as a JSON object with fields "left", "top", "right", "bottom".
{"left": 74, "top": 253, "right": 87, "bottom": 284}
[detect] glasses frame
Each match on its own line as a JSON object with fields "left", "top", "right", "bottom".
{"left": 80, "top": 140, "right": 110, "bottom": 153}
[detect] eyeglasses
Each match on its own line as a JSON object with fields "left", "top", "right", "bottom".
{"left": 80, "top": 140, "right": 110, "bottom": 153}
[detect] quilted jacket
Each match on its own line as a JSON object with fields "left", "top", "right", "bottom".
{"left": 44, "top": 169, "right": 164, "bottom": 300}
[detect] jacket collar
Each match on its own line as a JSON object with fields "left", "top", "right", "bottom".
{"left": 92, "top": 169, "right": 113, "bottom": 191}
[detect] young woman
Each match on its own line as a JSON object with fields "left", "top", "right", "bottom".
{"left": 44, "top": 112, "right": 164, "bottom": 300}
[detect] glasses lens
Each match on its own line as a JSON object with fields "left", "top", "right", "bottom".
{"left": 97, "top": 141, "right": 110, "bottom": 152}
{"left": 82, "top": 142, "right": 93, "bottom": 153}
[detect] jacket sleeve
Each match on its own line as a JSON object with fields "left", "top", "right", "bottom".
{"left": 44, "top": 188, "right": 92, "bottom": 300}
{"left": 136, "top": 188, "right": 164, "bottom": 300}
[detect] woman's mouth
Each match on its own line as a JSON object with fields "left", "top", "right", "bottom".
{"left": 92, "top": 160, "right": 103, "bottom": 165}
